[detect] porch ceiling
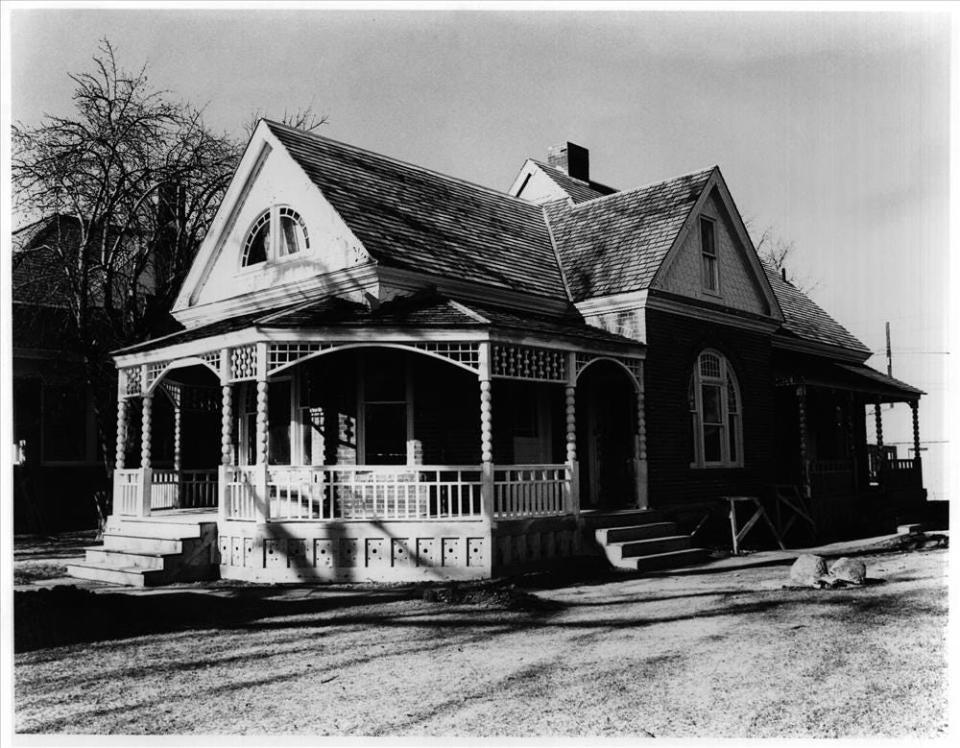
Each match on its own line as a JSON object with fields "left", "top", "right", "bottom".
{"left": 774, "top": 358, "right": 923, "bottom": 402}
{"left": 114, "top": 290, "right": 644, "bottom": 359}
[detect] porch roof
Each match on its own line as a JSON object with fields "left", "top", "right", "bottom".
{"left": 115, "top": 291, "right": 644, "bottom": 356}
{"left": 775, "top": 358, "right": 924, "bottom": 402}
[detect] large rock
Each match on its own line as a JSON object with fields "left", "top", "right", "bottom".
{"left": 829, "top": 557, "right": 866, "bottom": 585}
{"left": 789, "top": 554, "right": 828, "bottom": 586}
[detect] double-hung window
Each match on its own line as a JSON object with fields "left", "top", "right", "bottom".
{"left": 700, "top": 216, "right": 719, "bottom": 293}
{"left": 689, "top": 350, "right": 742, "bottom": 467}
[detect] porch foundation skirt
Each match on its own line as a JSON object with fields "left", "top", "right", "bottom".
{"left": 217, "top": 515, "right": 582, "bottom": 583}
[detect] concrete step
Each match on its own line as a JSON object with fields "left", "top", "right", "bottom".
{"left": 581, "top": 509, "right": 662, "bottom": 529}
{"left": 615, "top": 547, "right": 710, "bottom": 573}
{"left": 595, "top": 522, "right": 679, "bottom": 545}
{"left": 105, "top": 518, "right": 216, "bottom": 540}
{"left": 84, "top": 548, "right": 173, "bottom": 571}
{"left": 102, "top": 534, "right": 183, "bottom": 555}
{"left": 65, "top": 563, "right": 162, "bottom": 587}
{"left": 607, "top": 534, "right": 692, "bottom": 561}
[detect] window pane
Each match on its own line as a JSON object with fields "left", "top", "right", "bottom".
{"left": 703, "top": 425, "right": 723, "bottom": 462}
{"left": 700, "top": 353, "right": 721, "bottom": 379}
{"left": 728, "top": 414, "right": 739, "bottom": 463}
{"left": 280, "top": 215, "right": 301, "bottom": 255}
{"left": 364, "top": 403, "right": 406, "bottom": 464}
{"left": 701, "top": 255, "right": 717, "bottom": 290}
{"left": 702, "top": 384, "right": 722, "bottom": 424}
{"left": 700, "top": 217, "right": 716, "bottom": 256}
{"left": 245, "top": 223, "right": 269, "bottom": 265}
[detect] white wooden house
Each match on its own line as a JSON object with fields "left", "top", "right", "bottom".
{"left": 67, "top": 123, "right": 927, "bottom": 585}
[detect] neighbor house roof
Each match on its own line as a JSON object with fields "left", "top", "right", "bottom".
{"left": 764, "top": 265, "right": 870, "bottom": 356}
{"left": 529, "top": 159, "right": 617, "bottom": 204}
{"left": 266, "top": 121, "right": 568, "bottom": 300}
{"left": 544, "top": 167, "right": 715, "bottom": 301}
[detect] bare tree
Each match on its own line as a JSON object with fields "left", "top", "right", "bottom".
{"left": 11, "top": 40, "right": 247, "bottom": 485}
{"left": 749, "top": 222, "right": 819, "bottom": 295}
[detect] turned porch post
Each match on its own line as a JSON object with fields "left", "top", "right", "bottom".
{"left": 139, "top": 364, "right": 153, "bottom": 516}
{"left": 173, "top": 403, "right": 182, "bottom": 473}
{"left": 564, "top": 351, "right": 580, "bottom": 515}
{"left": 218, "top": 347, "right": 233, "bottom": 523}
{"left": 911, "top": 400, "right": 922, "bottom": 479}
{"left": 874, "top": 399, "right": 884, "bottom": 483}
{"left": 479, "top": 342, "right": 495, "bottom": 522}
{"left": 635, "top": 359, "right": 649, "bottom": 510}
{"left": 115, "top": 392, "right": 128, "bottom": 470}
{"left": 796, "top": 383, "right": 811, "bottom": 501}
{"left": 255, "top": 342, "right": 270, "bottom": 523}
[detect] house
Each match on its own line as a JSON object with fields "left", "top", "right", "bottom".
{"left": 66, "top": 122, "right": 927, "bottom": 585}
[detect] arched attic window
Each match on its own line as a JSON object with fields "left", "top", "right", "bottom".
{"left": 688, "top": 349, "right": 743, "bottom": 468}
{"left": 240, "top": 206, "right": 310, "bottom": 267}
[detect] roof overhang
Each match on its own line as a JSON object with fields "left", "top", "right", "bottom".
{"left": 774, "top": 360, "right": 923, "bottom": 402}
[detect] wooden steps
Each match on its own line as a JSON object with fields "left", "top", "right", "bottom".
{"left": 588, "top": 511, "right": 709, "bottom": 572}
{"left": 67, "top": 515, "right": 219, "bottom": 587}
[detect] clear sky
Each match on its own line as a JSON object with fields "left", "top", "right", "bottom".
{"left": 6, "top": 5, "right": 953, "bottom": 498}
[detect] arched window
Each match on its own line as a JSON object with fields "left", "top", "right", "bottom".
{"left": 688, "top": 350, "right": 742, "bottom": 467}
{"left": 240, "top": 206, "right": 309, "bottom": 267}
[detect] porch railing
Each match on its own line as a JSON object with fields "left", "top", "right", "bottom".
{"left": 220, "top": 463, "right": 572, "bottom": 522}
{"left": 114, "top": 468, "right": 144, "bottom": 516}
{"left": 493, "top": 464, "right": 569, "bottom": 519}
{"left": 150, "top": 469, "right": 219, "bottom": 510}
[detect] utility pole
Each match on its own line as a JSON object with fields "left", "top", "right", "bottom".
{"left": 885, "top": 321, "right": 892, "bottom": 377}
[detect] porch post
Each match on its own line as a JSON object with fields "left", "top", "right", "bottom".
{"left": 635, "top": 359, "right": 649, "bottom": 510}
{"left": 796, "top": 383, "right": 811, "bottom": 501}
{"left": 478, "top": 342, "right": 495, "bottom": 522}
{"left": 874, "top": 400, "right": 884, "bottom": 483}
{"left": 114, "top": 393, "right": 128, "bottom": 470}
{"left": 564, "top": 351, "right": 579, "bottom": 515}
{"left": 255, "top": 342, "right": 270, "bottom": 523}
{"left": 911, "top": 400, "right": 922, "bottom": 479}
{"left": 173, "top": 403, "right": 182, "bottom": 473}
{"left": 218, "top": 347, "right": 232, "bottom": 524}
{"left": 140, "top": 376, "right": 153, "bottom": 517}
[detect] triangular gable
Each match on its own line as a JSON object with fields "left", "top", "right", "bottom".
{"left": 173, "top": 121, "right": 372, "bottom": 321}
{"left": 651, "top": 168, "right": 783, "bottom": 321}
{"left": 508, "top": 159, "right": 614, "bottom": 205}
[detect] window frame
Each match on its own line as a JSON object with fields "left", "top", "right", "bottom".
{"left": 239, "top": 205, "right": 310, "bottom": 271}
{"left": 689, "top": 349, "right": 743, "bottom": 469}
{"left": 699, "top": 215, "right": 720, "bottom": 295}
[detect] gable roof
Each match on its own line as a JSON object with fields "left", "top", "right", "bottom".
{"left": 764, "top": 264, "right": 870, "bottom": 356}
{"left": 265, "top": 121, "right": 567, "bottom": 300}
{"left": 544, "top": 167, "right": 715, "bottom": 301}
{"left": 529, "top": 159, "right": 617, "bottom": 204}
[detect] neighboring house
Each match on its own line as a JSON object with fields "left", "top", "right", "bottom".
{"left": 12, "top": 215, "right": 105, "bottom": 532}
{"left": 66, "top": 122, "right": 927, "bottom": 586}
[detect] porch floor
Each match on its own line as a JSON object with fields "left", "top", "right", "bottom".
{"left": 117, "top": 508, "right": 219, "bottom": 524}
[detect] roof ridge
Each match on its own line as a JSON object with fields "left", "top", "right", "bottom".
{"left": 265, "top": 120, "right": 541, "bottom": 211}
{"left": 569, "top": 165, "right": 717, "bottom": 210}
{"left": 447, "top": 299, "right": 491, "bottom": 324}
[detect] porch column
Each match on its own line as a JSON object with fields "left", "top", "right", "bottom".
{"left": 911, "top": 400, "right": 922, "bottom": 477}
{"left": 173, "top": 403, "right": 182, "bottom": 473}
{"left": 564, "top": 354, "right": 580, "bottom": 515}
{"left": 140, "top": 386, "right": 153, "bottom": 517}
{"left": 114, "top": 396, "right": 128, "bottom": 470}
{"left": 874, "top": 400, "right": 884, "bottom": 483}
{"left": 796, "top": 383, "right": 811, "bottom": 501}
{"left": 479, "top": 342, "right": 495, "bottom": 522}
{"left": 255, "top": 342, "right": 270, "bottom": 523}
{"left": 218, "top": 346, "right": 232, "bottom": 524}
{"left": 634, "top": 360, "right": 649, "bottom": 510}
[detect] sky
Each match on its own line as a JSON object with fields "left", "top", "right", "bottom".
{"left": 4, "top": 4, "right": 954, "bottom": 498}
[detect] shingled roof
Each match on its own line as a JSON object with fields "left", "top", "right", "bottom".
{"left": 529, "top": 159, "right": 617, "bottom": 204}
{"left": 763, "top": 265, "right": 870, "bottom": 355}
{"left": 266, "top": 121, "right": 567, "bottom": 300}
{"left": 544, "top": 167, "right": 715, "bottom": 301}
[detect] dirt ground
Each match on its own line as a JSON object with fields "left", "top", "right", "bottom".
{"left": 12, "top": 541, "right": 948, "bottom": 738}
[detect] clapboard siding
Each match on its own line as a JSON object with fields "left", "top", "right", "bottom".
{"left": 644, "top": 308, "right": 776, "bottom": 507}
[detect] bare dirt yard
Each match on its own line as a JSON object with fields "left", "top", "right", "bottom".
{"left": 13, "top": 544, "right": 948, "bottom": 738}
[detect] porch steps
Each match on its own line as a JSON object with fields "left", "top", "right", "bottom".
{"left": 66, "top": 517, "right": 219, "bottom": 587}
{"left": 588, "top": 512, "right": 709, "bottom": 573}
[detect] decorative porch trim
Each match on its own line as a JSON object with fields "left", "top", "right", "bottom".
{"left": 491, "top": 343, "right": 567, "bottom": 382}
{"left": 265, "top": 341, "right": 482, "bottom": 376}
{"left": 574, "top": 353, "right": 643, "bottom": 386}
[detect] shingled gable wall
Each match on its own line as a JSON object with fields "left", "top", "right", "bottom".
{"left": 655, "top": 187, "right": 771, "bottom": 316}
{"left": 643, "top": 307, "right": 776, "bottom": 509}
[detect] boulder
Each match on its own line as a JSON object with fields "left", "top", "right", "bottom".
{"left": 829, "top": 557, "right": 866, "bottom": 585}
{"left": 789, "top": 554, "right": 828, "bottom": 586}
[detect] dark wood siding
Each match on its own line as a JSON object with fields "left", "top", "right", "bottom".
{"left": 644, "top": 308, "right": 775, "bottom": 507}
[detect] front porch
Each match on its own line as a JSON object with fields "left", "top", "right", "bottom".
{"left": 90, "top": 293, "right": 649, "bottom": 583}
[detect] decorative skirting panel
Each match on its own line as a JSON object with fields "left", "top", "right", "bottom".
{"left": 492, "top": 516, "right": 582, "bottom": 572}
{"left": 217, "top": 520, "right": 492, "bottom": 582}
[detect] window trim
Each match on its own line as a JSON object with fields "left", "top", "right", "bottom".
{"left": 699, "top": 215, "right": 720, "bottom": 296}
{"left": 239, "top": 205, "right": 309, "bottom": 271}
{"left": 689, "top": 349, "right": 743, "bottom": 469}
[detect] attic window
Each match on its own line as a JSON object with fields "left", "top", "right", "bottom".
{"left": 700, "top": 216, "right": 719, "bottom": 293}
{"left": 240, "top": 206, "right": 309, "bottom": 268}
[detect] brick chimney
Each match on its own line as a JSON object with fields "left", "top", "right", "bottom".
{"left": 546, "top": 142, "right": 589, "bottom": 182}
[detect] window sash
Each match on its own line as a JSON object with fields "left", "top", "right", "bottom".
{"left": 690, "top": 353, "right": 742, "bottom": 467}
